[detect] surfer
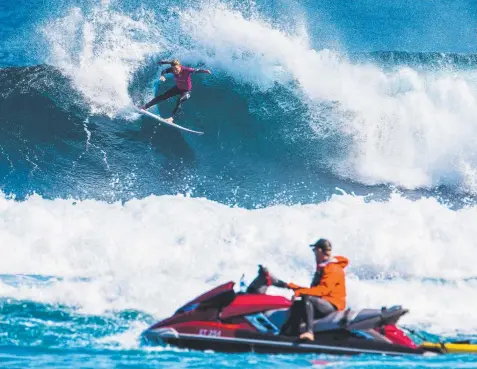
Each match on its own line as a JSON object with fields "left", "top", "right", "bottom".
{"left": 139, "top": 59, "right": 212, "bottom": 122}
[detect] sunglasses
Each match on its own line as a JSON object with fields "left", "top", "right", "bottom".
{"left": 312, "top": 247, "right": 331, "bottom": 252}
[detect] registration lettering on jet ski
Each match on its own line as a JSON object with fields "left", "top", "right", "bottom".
{"left": 198, "top": 329, "right": 222, "bottom": 337}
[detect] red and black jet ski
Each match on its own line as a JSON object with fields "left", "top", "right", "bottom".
{"left": 142, "top": 267, "right": 431, "bottom": 356}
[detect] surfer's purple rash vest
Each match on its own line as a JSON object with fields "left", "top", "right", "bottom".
{"left": 163, "top": 66, "right": 196, "bottom": 91}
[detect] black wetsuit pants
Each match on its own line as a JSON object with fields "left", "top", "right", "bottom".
{"left": 282, "top": 296, "right": 337, "bottom": 335}
{"left": 143, "top": 86, "right": 191, "bottom": 117}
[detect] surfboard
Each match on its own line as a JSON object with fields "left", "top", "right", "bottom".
{"left": 135, "top": 107, "right": 204, "bottom": 135}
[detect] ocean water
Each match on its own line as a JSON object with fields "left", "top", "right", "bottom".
{"left": 1, "top": 0, "right": 477, "bottom": 368}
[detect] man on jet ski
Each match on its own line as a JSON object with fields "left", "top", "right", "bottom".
{"left": 285, "top": 238, "right": 349, "bottom": 341}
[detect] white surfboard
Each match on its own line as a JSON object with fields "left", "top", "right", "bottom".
{"left": 135, "top": 107, "right": 204, "bottom": 135}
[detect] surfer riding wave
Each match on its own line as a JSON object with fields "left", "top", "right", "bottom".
{"left": 139, "top": 59, "right": 211, "bottom": 123}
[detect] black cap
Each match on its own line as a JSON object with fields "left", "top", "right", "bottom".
{"left": 310, "top": 238, "right": 332, "bottom": 251}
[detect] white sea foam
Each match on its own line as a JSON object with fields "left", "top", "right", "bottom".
{"left": 176, "top": 3, "right": 477, "bottom": 192}
{"left": 1, "top": 192, "right": 476, "bottom": 335}
{"left": 43, "top": 3, "right": 161, "bottom": 116}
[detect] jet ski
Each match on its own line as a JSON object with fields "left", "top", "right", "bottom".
{"left": 142, "top": 267, "right": 433, "bottom": 356}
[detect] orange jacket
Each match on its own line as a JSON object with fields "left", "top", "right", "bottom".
{"left": 292, "top": 256, "right": 348, "bottom": 311}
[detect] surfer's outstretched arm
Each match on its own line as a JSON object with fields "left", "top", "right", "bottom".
{"left": 194, "top": 69, "right": 212, "bottom": 74}
{"left": 159, "top": 67, "right": 173, "bottom": 80}
{"left": 156, "top": 61, "right": 175, "bottom": 80}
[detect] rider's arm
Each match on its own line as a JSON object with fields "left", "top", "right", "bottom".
{"left": 294, "top": 268, "right": 340, "bottom": 297}
{"left": 287, "top": 282, "right": 303, "bottom": 290}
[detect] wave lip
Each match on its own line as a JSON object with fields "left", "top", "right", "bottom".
{"left": 42, "top": 5, "right": 162, "bottom": 116}
{"left": 167, "top": 4, "right": 477, "bottom": 193}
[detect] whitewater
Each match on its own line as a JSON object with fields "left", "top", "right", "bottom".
{"left": 1, "top": 0, "right": 477, "bottom": 367}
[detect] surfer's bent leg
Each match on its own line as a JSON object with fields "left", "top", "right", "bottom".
{"left": 172, "top": 91, "right": 191, "bottom": 117}
{"left": 142, "top": 87, "right": 181, "bottom": 109}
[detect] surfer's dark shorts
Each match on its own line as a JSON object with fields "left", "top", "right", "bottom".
{"left": 163, "top": 86, "right": 190, "bottom": 101}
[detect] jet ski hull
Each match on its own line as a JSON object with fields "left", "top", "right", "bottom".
{"left": 144, "top": 326, "right": 429, "bottom": 355}
{"left": 142, "top": 281, "right": 433, "bottom": 356}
